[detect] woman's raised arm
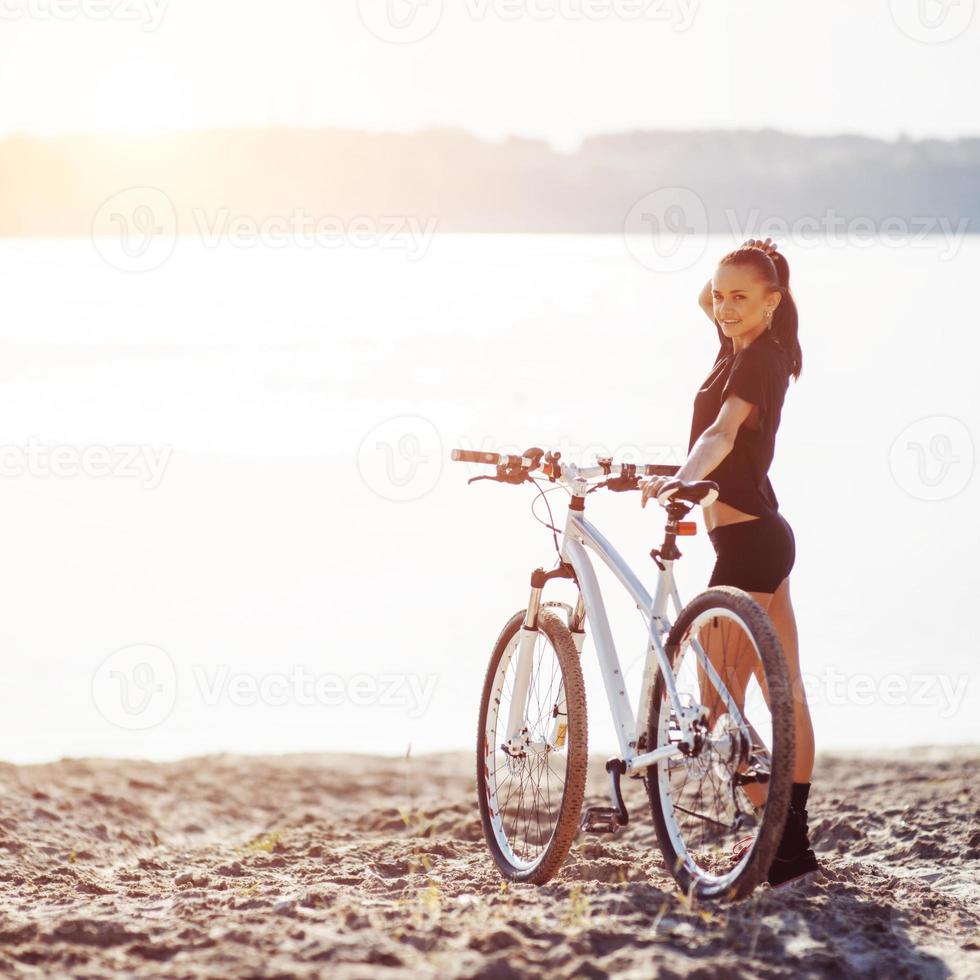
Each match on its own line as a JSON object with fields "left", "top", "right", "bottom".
{"left": 698, "top": 278, "right": 715, "bottom": 322}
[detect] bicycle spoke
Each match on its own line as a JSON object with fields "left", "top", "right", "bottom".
{"left": 484, "top": 624, "right": 572, "bottom": 870}
{"left": 648, "top": 598, "right": 788, "bottom": 894}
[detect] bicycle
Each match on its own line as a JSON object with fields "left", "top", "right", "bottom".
{"left": 453, "top": 445, "right": 795, "bottom": 901}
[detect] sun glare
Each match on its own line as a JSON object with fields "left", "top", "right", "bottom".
{"left": 93, "top": 61, "right": 190, "bottom": 134}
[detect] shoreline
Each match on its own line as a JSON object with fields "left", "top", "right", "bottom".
{"left": 6, "top": 740, "right": 978, "bottom": 770}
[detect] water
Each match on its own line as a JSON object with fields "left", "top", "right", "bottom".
{"left": 0, "top": 234, "right": 976, "bottom": 764}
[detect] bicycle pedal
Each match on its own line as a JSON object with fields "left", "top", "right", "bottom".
{"left": 579, "top": 806, "right": 624, "bottom": 834}
{"left": 733, "top": 770, "right": 770, "bottom": 786}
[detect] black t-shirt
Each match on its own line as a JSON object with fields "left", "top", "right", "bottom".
{"left": 687, "top": 319, "right": 791, "bottom": 518}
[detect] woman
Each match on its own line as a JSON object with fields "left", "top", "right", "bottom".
{"left": 639, "top": 238, "right": 818, "bottom": 888}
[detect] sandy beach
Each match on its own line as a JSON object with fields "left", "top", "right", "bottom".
{"left": 0, "top": 745, "right": 976, "bottom": 978}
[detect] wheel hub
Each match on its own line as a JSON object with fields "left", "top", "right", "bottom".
{"left": 709, "top": 714, "right": 749, "bottom": 780}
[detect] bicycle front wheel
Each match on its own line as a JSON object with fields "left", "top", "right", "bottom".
{"left": 476, "top": 608, "right": 588, "bottom": 885}
{"left": 645, "top": 586, "right": 795, "bottom": 901}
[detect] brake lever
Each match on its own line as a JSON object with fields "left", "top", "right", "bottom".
{"left": 587, "top": 474, "right": 640, "bottom": 494}
{"left": 467, "top": 468, "right": 533, "bottom": 486}
{"left": 606, "top": 475, "right": 641, "bottom": 493}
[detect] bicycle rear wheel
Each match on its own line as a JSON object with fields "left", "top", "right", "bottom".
{"left": 477, "top": 608, "right": 588, "bottom": 884}
{"left": 645, "top": 586, "right": 795, "bottom": 900}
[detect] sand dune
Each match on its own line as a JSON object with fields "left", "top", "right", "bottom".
{"left": 0, "top": 746, "right": 976, "bottom": 978}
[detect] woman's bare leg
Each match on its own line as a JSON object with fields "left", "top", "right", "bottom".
{"left": 696, "top": 603, "right": 769, "bottom": 808}
{"left": 764, "top": 576, "right": 815, "bottom": 782}
{"left": 698, "top": 579, "right": 813, "bottom": 804}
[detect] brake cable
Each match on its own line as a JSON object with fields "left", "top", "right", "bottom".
{"left": 528, "top": 478, "right": 569, "bottom": 560}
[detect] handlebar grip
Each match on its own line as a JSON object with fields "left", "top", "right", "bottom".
{"left": 451, "top": 449, "right": 532, "bottom": 468}
{"left": 643, "top": 464, "right": 680, "bottom": 477}
{"left": 451, "top": 449, "right": 500, "bottom": 464}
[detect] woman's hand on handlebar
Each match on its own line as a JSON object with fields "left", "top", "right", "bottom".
{"left": 640, "top": 477, "right": 671, "bottom": 509}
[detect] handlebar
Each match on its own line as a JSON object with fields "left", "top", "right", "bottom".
{"left": 450, "top": 446, "right": 678, "bottom": 490}
{"left": 450, "top": 446, "right": 719, "bottom": 509}
{"left": 450, "top": 448, "right": 677, "bottom": 476}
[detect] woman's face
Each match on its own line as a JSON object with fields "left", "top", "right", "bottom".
{"left": 711, "top": 264, "right": 780, "bottom": 339}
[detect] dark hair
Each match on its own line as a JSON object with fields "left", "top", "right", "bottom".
{"left": 718, "top": 246, "right": 802, "bottom": 381}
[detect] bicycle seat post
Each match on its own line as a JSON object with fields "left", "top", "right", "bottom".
{"left": 652, "top": 500, "right": 694, "bottom": 568}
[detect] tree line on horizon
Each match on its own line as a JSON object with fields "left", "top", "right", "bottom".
{"left": 1, "top": 126, "right": 976, "bottom": 236}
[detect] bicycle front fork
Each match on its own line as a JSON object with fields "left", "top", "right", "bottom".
{"left": 503, "top": 572, "right": 586, "bottom": 756}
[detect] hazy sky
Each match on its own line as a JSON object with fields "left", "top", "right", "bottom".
{"left": 2, "top": 0, "right": 978, "bottom": 149}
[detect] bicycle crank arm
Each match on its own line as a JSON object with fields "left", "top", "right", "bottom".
{"left": 625, "top": 742, "right": 685, "bottom": 775}
{"left": 580, "top": 759, "right": 631, "bottom": 834}
{"left": 606, "top": 758, "right": 629, "bottom": 825}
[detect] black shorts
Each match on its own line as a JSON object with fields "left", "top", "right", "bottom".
{"left": 706, "top": 511, "right": 795, "bottom": 594}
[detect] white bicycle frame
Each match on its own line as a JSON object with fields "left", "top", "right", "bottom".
{"left": 504, "top": 460, "right": 750, "bottom": 776}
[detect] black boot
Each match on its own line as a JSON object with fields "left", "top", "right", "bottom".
{"left": 767, "top": 782, "right": 820, "bottom": 888}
